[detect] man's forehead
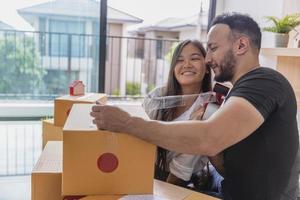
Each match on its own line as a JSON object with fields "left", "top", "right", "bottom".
{"left": 207, "top": 24, "right": 231, "bottom": 44}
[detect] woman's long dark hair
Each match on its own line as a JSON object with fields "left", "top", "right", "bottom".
{"left": 154, "top": 39, "right": 212, "bottom": 181}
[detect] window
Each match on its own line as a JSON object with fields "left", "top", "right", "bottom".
{"left": 136, "top": 34, "right": 145, "bottom": 59}
{"left": 43, "top": 69, "right": 79, "bottom": 94}
{"left": 39, "top": 17, "right": 46, "bottom": 56}
{"left": 49, "top": 20, "right": 85, "bottom": 57}
{"left": 156, "top": 36, "right": 163, "bottom": 59}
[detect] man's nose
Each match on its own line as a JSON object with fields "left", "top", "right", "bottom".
{"left": 205, "top": 53, "right": 212, "bottom": 64}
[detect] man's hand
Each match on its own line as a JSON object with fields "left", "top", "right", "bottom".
{"left": 90, "top": 105, "right": 132, "bottom": 133}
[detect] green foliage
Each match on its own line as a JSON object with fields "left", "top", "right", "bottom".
{"left": 146, "top": 83, "right": 156, "bottom": 93}
{"left": 0, "top": 36, "right": 45, "bottom": 94}
{"left": 126, "top": 82, "right": 141, "bottom": 95}
{"left": 112, "top": 88, "right": 120, "bottom": 96}
{"left": 263, "top": 13, "right": 300, "bottom": 34}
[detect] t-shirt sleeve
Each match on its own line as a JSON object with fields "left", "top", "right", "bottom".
{"left": 227, "top": 72, "right": 284, "bottom": 119}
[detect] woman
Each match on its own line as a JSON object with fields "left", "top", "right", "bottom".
{"left": 143, "top": 39, "right": 222, "bottom": 196}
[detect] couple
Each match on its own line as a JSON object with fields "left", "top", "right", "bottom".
{"left": 91, "top": 13, "right": 299, "bottom": 200}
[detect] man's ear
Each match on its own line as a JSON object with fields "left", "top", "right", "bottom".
{"left": 235, "top": 36, "right": 249, "bottom": 55}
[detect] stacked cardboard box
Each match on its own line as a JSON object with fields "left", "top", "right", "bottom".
{"left": 34, "top": 97, "right": 219, "bottom": 200}
{"left": 32, "top": 142, "right": 219, "bottom": 200}
{"left": 62, "top": 104, "right": 156, "bottom": 195}
{"left": 42, "top": 119, "right": 63, "bottom": 148}
{"left": 32, "top": 141, "right": 123, "bottom": 200}
{"left": 34, "top": 102, "right": 158, "bottom": 199}
{"left": 42, "top": 93, "right": 107, "bottom": 148}
{"left": 32, "top": 141, "right": 62, "bottom": 200}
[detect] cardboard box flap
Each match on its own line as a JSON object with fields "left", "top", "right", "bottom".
{"left": 56, "top": 93, "right": 106, "bottom": 103}
{"left": 32, "top": 141, "right": 62, "bottom": 173}
{"left": 63, "top": 104, "right": 149, "bottom": 131}
{"left": 42, "top": 119, "right": 63, "bottom": 148}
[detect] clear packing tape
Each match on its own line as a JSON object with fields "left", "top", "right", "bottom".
{"left": 142, "top": 87, "right": 217, "bottom": 118}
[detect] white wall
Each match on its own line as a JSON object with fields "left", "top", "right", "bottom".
{"left": 214, "top": 0, "right": 300, "bottom": 48}
{"left": 216, "top": 0, "right": 284, "bottom": 28}
{"left": 283, "top": 0, "right": 300, "bottom": 15}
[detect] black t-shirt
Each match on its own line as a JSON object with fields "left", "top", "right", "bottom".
{"left": 222, "top": 67, "right": 299, "bottom": 200}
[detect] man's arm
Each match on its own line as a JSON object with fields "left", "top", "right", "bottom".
{"left": 125, "top": 96, "right": 264, "bottom": 156}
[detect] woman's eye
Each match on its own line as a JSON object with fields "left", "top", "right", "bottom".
{"left": 191, "top": 57, "right": 201, "bottom": 61}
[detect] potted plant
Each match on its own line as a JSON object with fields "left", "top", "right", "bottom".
{"left": 263, "top": 13, "right": 300, "bottom": 47}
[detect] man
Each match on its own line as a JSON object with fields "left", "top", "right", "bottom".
{"left": 91, "top": 13, "right": 299, "bottom": 200}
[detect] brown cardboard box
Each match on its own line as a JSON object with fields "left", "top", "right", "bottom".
{"left": 62, "top": 104, "right": 156, "bottom": 196}
{"left": 32, "top": 141, "right": 219, "bottom": 200}
{"left": 31, "top": 141, "right": 63, "bottom": 200}
{"left": 42, "top": 119, "right": 63, "bottom": 148}
{"left": 31, "top": 141, "right": 122, "bottom": 200}
{"left": 54, "top": 93, "right": 107, "bottom": 127}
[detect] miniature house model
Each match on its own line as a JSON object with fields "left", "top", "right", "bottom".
{"left": 70, "top": 80, "right": 85, "bottom": 96}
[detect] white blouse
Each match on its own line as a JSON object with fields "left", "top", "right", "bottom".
{"left": 166, "top": 95, "right": 208, "bottom": 181}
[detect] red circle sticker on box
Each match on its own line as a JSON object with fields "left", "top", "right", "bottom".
{"left": 97, "top": 153, "right": 118, "bottom": 173}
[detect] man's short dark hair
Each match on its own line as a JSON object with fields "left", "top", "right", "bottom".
{"left": 210, "top": 13, "right": 261, "bottom": 50}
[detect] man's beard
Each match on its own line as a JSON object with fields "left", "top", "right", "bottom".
{"left": 214, "top": 49, "right": 236, "bottom": 83}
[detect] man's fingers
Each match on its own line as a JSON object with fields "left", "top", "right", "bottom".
{"left": 92, "top": 119, "right": 99, "bottom": 125}
{"left": 90, "top": 111, "right": 98, "bottom": 118}
{"left": 92, "top": 104, "right": 109, "bottom": 112}
{"left": 92, "top": 119, "right": 106, "bottom": 130}
{"left": 92, "top": 105, "right": 102, "bottom": 112}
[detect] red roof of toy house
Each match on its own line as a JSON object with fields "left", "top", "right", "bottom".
{"left": 70, "top": 80, "right": 85, "bottom": 88}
